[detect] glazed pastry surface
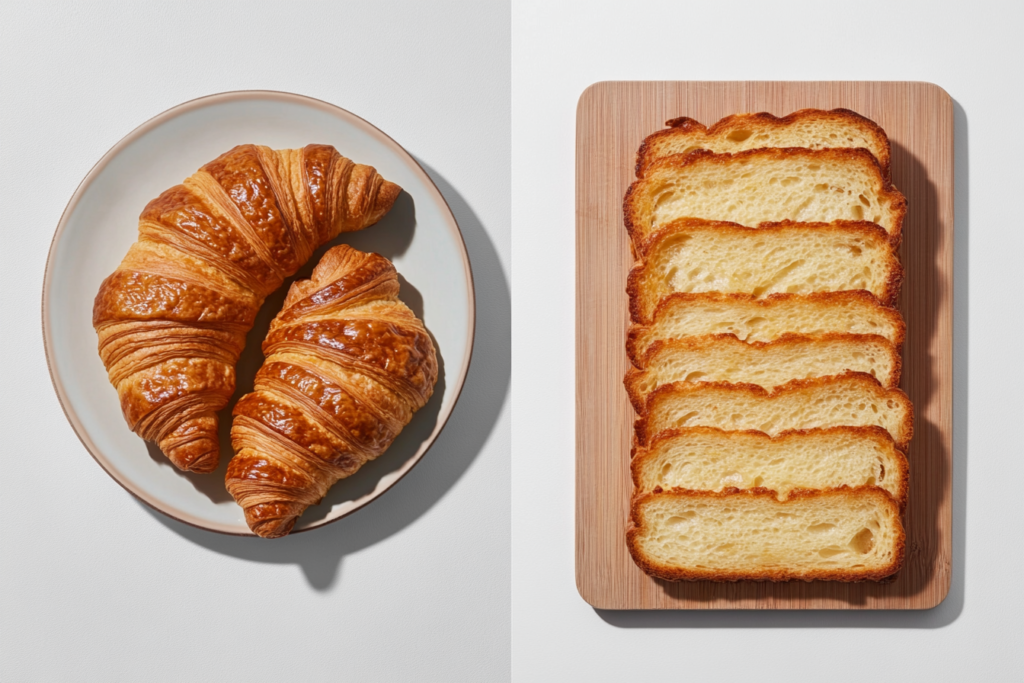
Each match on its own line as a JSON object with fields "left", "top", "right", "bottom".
{"left": 93, "top": 144, "right": 400, "bottom": 472}
{"left": 227, "top": 245, "right": 437, "bottom": 537}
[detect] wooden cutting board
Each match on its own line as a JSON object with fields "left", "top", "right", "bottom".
{"left": 575, "top": 81, "right": 953, "bottom": 610}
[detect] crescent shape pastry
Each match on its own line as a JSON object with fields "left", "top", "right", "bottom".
{"left": 227, "top": 245, "right": 438, "bottom": 537}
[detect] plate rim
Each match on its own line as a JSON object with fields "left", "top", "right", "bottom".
{"left": 41, "top": 89, "right": 477, "bottom": 536}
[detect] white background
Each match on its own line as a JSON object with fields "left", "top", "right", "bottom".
{"left": 513, "top": 0, "right": 1024, "bottom": 681}
{"left": 0, "top": 2, "right": 509, "bottom": 682}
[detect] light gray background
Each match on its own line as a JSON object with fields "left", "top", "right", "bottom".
{"left": 513, "top": 0, "right": 1023, "bottom": 680}
{"left": 0, "top": 2, "right": 509, "bottom": 681}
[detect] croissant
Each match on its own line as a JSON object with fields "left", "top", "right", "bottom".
{"left": 226, "top": 245, "right": 438, "bottom": 537}
{"left": 93, "top": 144, "right": 400, "bottom": 473}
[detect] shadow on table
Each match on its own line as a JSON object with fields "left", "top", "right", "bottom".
{"left": 143, "top": 159, "right": 510, "bottom": 592}
{"left": 597, "top": 97, "right": 970, "bottom": 629}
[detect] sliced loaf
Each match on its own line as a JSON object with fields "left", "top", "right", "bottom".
{"left": 635, "top": 108, "right": 891, "bottom": 178}
{"left": 635, "top": 373, "right": 913, "bottom": 450}
{"left": 627, "top": 487, "right": 905, "bottom": 582}
{"left": 632, "top": 426, "right": 908, "bottom": 509}
{"left": 623, "top": 148, "right": 906, "bottom": 250}
{"left": 627, "top": 220, "right": 902, "bottom": 322}
{"left": 625, "top": 333, "right": 901, "bottom": 413}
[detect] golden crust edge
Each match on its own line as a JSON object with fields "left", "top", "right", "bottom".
{"left": 635, "top": 108, "right": 893, "bottom": 179}
{"left": 625, "top": 291, "right": 906, "bottom": 367}
{"left": 626, "top": 219, "right": 903, "bottom": 323}
{"left": 625, "top": 486, "right": 906, "bottom": 582}
{"left": 623, "top": 332, "right": 903, "bottom": 415}
{"left": 630, "top": 425, "right": 909, "bottom": 512}
{"left": 623, "top": 148, "right": 906, "bottom": 252}
{"left": 631, "top": 371, "right": 915, "bottom": 451}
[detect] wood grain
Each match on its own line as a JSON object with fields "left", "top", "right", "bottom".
{"left": 575, "top": 82, "right": 953, "bottom": 610}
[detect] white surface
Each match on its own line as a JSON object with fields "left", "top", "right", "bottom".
{"left": 1, "top": 2, "right": 509, "bottom": 681}
{"left": 45, "top": 91, "right": 475, "bottom": 535}
{"left": 513, "top": 1, "right": 1024, "bottom": 682}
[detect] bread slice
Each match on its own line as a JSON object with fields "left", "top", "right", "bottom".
{"left": 635, "top": 109, "right": 891, "bottom": 179}
{"left": 635, "top": 372, "right": 913, "bottom": 450}
{"left": 623, "top": 148, "right": 906, "bottom": 250}
{"left": 627, "top": 220, "right": 902, "bottom": 322}
{"left": 627, "top": 291, "right": 904, "bottom": 367}
{"left": 625, "top": 333, "right": 901, "bottom": 413}
{"left": 627, "top": 487, "right": 905, "bottom": 582}
{"left": 632, "top": 426, "right": 908, "bottom": 510}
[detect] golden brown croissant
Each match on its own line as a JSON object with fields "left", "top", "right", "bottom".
{"left": 226, "top": 244, "right": 438, "bottom": 537}
{"left": 93, "top": 144, "right": 400, "bottom": 473}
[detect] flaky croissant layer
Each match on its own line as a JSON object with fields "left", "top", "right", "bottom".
{"left": 227, "top": 245, "right": 438, "bottom": 537}
{"left": 93, "top": 144, "right": 400, "bottom": 472}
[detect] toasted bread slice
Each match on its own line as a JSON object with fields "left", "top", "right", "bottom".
{"left": 627, "top": 487, "right": 905, "bottom": 582}
{"left": 632, "top": 426, "right": 908, "bottom": 510}
{"left": 635, "top": 109, "right": 891, "bottom": 178}
{"left": 625, "top": 333, "right": 901, "bottom": 413}
{"left": 627, "top": 220, "right": 902, "bottom": 322}
{"left": 627, "top": 291, "right": 904, "bottom": 366}
{"left": 623, "top": 148, "right": 906, "bottom": 250}
{"left": 635, "top": 372, "right": 913, "bottom": 450}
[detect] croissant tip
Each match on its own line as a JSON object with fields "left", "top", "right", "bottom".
{"left": 251, "top": 517, "right": 298, "bottom": 539}
{"left": 380, "top": 180, "right": 402, "bottom": 208}
{"left": 164, "top": 437, "right": 220, "bottom": 473}
{"left": 184, "top": 449, "right": 220, "bottom": 473}
{"left": 158, "top": 415, "right": 220, "bottom": 473}
{"left": 235, "top": 501, "right": 303, "bottom": 538}
{"left": 368, "top": 180, "right": 402, "bottom": 226}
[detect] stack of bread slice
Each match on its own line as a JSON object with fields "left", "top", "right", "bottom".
{"left": 622, "top": 110, "right": 912, "bottom": 582}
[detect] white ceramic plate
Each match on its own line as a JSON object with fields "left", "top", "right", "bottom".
{"left": 43, "top": 91, "right": 475, "bottom": 535}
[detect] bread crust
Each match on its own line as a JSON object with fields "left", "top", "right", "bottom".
{"left": 626, "top": 486, "right": 906, "bottom": 582}
{"left": 624, "top": 332, "right": 903, "bottom": 414}
{"left": 626, "top": 290, "right": 906, "bottom": 366}
{"left": 626, "top": 219, "right": 905, "bottom": 323}
{"left": 634, "top": 215, "right": 901, "bottom": 258}
{"left": 633, "top": 371, "right": 914, "bottom": 450}
{"left": 623, "top": 147, "right": 907, "bottom": 252}
{"left": 636, "top": 108, "right": 892, "bottom": 179}
{"left": 631, "top": 425, "right": 909, "bottom": 511}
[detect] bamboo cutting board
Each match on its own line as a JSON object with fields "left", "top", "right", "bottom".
{"left": 575, "top": 81, "right": 953, "bottom": 610}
